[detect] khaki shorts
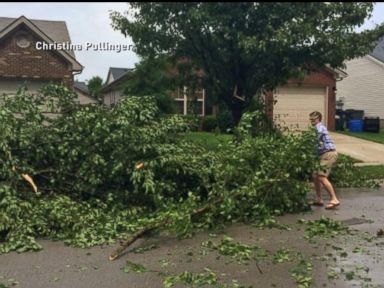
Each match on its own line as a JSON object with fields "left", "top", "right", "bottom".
{"left": 316, "top": 150, "right": 338, "bottom": 177}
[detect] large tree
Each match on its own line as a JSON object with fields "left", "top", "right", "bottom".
{"left": 121, "top": 56, "right": 178, "bottom": 114}
{"left": 110, "top": 2, "right": 384, "bottom": 124}
{"left": 87, "top": 76, "right": 103, "bottom": 101}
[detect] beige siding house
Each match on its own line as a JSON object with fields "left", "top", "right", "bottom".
{"left": 102, "top": 67, "right": 132, "bottom": 107}
{"left": 337, "top": 39, "right": 384, "bottom": 128}
{"left": 73, "top": 81, "right": 99, "bottom": 105}
{"left": 269, "top": 67, "right": 347, "bottom": 131}
{"left": 103, "top": 90, "right": 123, "bottom": 107}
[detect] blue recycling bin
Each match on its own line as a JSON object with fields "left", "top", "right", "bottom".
{"left": 348, "top": 119, "right": 363, "bottom": 132}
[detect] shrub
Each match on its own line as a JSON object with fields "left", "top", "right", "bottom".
{"left": 217, "top": 109, "right": 235, "bottom": 132}
{"left": 202, "top": 115, "right": 218, "bottom": 132}
{"left": 153, "top": 92, "right": 177, "bottom": 115}
{"left": 330, "top": 155, "right": 380, "bottom": 188}
{"left": 181, "top": 114, "right": 201, "bottom": 131}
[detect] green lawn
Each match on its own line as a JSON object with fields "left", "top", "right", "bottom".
{"left": 337, "top": 131, "right": 384, "bottom": 144}
{"left": 183, "top": 132, "right": 232, "bottom": 151}
{"left": 336, "top": 131, "right": 384, "bottom": 179}
{"left": 355, "top": 165, "right": 384, "bottom": 180}
{"left": 185, "top": 132, "right": 384, "bottom": 180}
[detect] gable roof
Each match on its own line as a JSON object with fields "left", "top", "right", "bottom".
{"left": 324, "top": 65, "right": 348, "bottom": 80}
{"left": 74, "top": 81, "right": 89, "bottom": 94}
{"left": 369, "top": 37, "right": 384, "bottom": 63}
{"left": 106, "top": 67, "right": 132, "bottom": 84}
{"left": 103, "top": 68, "right": 134, "bottom": 93}
{"left": 0, "top": 15, "right": 82, "bottom": 71}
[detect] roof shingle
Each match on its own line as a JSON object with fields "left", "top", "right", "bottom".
{"left": 369, "top": 37, "right": 384, "bottom": 63}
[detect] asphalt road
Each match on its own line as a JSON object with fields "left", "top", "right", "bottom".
{"left": 1, "top": 187, "right": 384, "bottom": 288}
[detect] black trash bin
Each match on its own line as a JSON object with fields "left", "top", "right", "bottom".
{"left": 335, "top": 109, "right": 345, "bottom": 131}
{"left": 363, "top": 117, "right": 380, "bottom": 133}
{"left": 344, "top": 109, "right": 364, "bottom": 121}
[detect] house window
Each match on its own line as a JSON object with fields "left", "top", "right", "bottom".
{"left": 169, "top": 87, "right": 205, "bottom": 116}
{"left": 175, "top": 100, "right": 184, "bottom": 114}
{"left": 194, "top": 89, "right": 204, "bottom": 100}
{"left": 186, "top": 88, "right": 205, "bottom": 116}
{"left": 187, "top": 100, "right": 203, "bottom": 115}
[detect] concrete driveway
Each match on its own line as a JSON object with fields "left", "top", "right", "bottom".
{"left": 330, "top": 132, "right": 384, "bottom": 165}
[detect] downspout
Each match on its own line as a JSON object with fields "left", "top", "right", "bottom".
{"left": 72, "top": 69, "right": 83, "bottom": 84}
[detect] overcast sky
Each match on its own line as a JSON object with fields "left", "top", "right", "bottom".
{"left": 1, "top": 2, "right": 384, "bottom": 83}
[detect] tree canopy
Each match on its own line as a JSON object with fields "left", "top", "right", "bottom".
{"left": 110, "top": 2, "right": 384, "bottom": 123}
{"left": 87, "top": 76, "right": 103, "bottom": 101}
{"left": 120, "top": 56, "right": 178, "bottom": 114}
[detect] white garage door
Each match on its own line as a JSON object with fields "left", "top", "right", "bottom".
{"left": 273, "top": 86, "right": 327, "bottom": 131}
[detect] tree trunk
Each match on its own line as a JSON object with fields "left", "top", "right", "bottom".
{"left": 231, "top": 104, "right": 243, "bottom": 126}
{"left": 229, "top": 82, "right": 247, "bottom": 126}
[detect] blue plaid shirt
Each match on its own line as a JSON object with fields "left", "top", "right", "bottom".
{"left": 315, "top": 122, "right": 335, "bottom": 155}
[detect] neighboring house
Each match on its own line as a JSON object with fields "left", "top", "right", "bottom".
{"left": 265, "top": 66, "right": 347, "bottom": 131}
{"left": 337, "top": 38, "right": 384, "bottom": 128}
{"left": 0, "top": 15, "right": 88, "bottom": 103}
{"left": 102, "top": 66, "right": 206, "bottom": 116}
{"left": 105, "top": 67, "right": 131, "bottom": 85}
{"left": 166, "top": 60, "right": 206, "bottom": 116}
{"left": 102, "top": 67, "right": 133, "bottom": 107}
{"left": 73, "top": 81, "right": 99, "bottom": 105}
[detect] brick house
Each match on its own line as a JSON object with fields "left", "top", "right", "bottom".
{"left": 102, "top": 63, "right": 345, "bottom": 130}
{"left": 0, "top": 15, "right": 84, "bottom": 98}
{"left": 102, "top": 66, "right": 206, "bottom": 116}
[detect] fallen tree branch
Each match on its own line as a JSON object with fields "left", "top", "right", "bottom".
{"left": 109, "top": 183, "right": 273, "bottom": 261}
{"left": 255, "top": 260, "right": 263, "bottom": 274}
{"left": 109, "top": 222, "right": 166, "bottom": 261}
{"left": 21, "top": 173, "right": 39, "bottom": 195}
{"left": 109, "top": 198, "right": 222, "bottom": 261}
{"left": 1, "top": 152, "right": 39, "bottom": 194}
